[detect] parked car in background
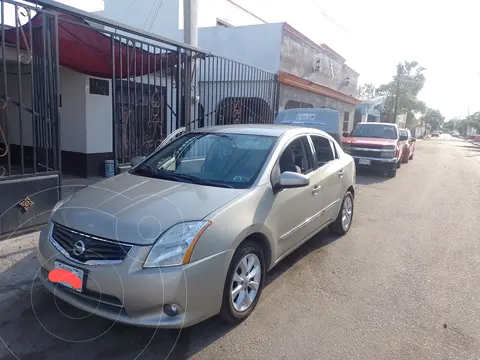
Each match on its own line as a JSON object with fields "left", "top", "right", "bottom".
{"left": 399, "top": 129, "right": 416, "bottom": 163}
{"left": 37, "top": 125, "right": 356, "bottom": 328}
{"left": 431, "top": 131, "right": 440, "bottom": 137}
{"left": 452, "top": 131, "right": 460, "bottom": 137}
{"left": 342, "top": 122, "right": 405, "bottom": 178}
{"left": 273, "top": 107, "right": 342, "bottom": 144}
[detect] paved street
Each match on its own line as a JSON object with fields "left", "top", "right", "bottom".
{"left": 1, "top": 135, "right": 480, "bottom": 360}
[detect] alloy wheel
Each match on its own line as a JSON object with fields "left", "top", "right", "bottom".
{"left": 230, "top": 253, "right": 261, "bottom": 312}
{"left": 341, "top": 196, "right": 353, "bottom": 231}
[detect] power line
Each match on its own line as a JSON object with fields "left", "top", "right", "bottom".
{"left": 145, "top": 0, "right": 165, "bottom": 33}
{"left": 308, "top": 0, "right": 354, "bottom": 37}
{"left": 120, "top": 0, "right": 139, "bottom": 23}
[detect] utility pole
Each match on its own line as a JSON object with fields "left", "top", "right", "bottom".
{"left": 183, "top": 0, "right": 198, "bottom": 131}
{"left": 183, "top": 0, "right": 198, "bottom": 47}
{"left": 392, "top": 63, "right": 402, "bottom": 124}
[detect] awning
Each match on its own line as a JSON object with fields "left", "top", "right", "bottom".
{"left": 4, "top": 10, "right": 194, "bottom": 79}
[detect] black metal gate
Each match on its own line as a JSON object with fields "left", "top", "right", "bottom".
{"left": 0, "top": 0, "right": 61, "bottom": 239}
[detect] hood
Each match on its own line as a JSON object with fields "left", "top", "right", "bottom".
{"left": 344, "top": 137, "right": 397, "bottom": 146}
{"left": 52, "top": 173, "right": 246, "bottom": 245}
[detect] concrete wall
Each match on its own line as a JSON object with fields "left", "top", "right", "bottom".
{"left": 278, "top": 83, "right": 356, "bottom": 134}
{"left": 280, "top": 28, "right": 358, "bottom": 98}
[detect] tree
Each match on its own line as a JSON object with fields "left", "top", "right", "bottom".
{"left": 420, "top": 108, "right": 445, "bottom": 131}
{"left": 356, "top": 83, "right": 376, "bottom": 100}
{"left": 375, "top": 61, "right": 427, "bottom": 124}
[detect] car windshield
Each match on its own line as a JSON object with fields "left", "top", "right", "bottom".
{"left": 350, "top": 124, "right": 398, "bottom": 139}
{"left": 130, "top": 132, "right": 277, "bottom": 189}
{"left": 399, "top": 130, "right": 408, "bottom": 138}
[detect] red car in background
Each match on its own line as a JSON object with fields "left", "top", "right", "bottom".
{"left": 342, "top": 122, "right": 406, "bottom": 178}
{"left": 400, "top": 129, "right": 416, "bottom": 163}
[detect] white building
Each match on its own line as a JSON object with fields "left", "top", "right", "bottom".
{"left": 96, "top": 0, "right": 267, "bottom": 42}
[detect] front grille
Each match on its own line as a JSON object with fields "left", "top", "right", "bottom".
{"left": 351, "top": 150, "right": 384, "bottom": 158}
{"left": 51, "top": 223, "right": 132, "bottom": 264}
{"left": 351, "top": 143, "right": 384, "bottom": 149}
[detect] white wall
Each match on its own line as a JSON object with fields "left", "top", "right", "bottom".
{"left": 85, "top": 77, "right": 113, "bottom": 153}
{"left": 99, "top": 0, "right": 266, "bottom": 42}
{"left": 0, "top": 66, "right": 34, "bottom": 148}
{"left": 0, "top": 67, "right": 87, "bottom": 153}
{"left": 98, "top": 0, "right": 181, "bottom": 41}
{"left": 179, "top": 0, "right": 266, "bottom": 29}
{"left": 60, "top": 68, "right": 87, "bottom": 153}
{"left": 191, "top": 23, "right": 283, "bottom": 73}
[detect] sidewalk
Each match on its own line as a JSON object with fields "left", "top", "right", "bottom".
{"left": 0, "top": 231, "right": 41, "bottom": 303}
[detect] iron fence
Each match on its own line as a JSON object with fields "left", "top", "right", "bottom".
{"left": 0, "top": 0, "right": 61, "bottom": 179}
{"left": 2, "top": 0, "right": 280, "bottom": 174}
{"left": 38, "top": 0, "right": 279, "bottom": 167}
{"left": 105, "top": 40, "right": 279, "bottom": 167}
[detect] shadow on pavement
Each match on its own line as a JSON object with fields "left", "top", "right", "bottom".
{"left": 355, "top": 168, "right": 391, "bottom": 185}
{"left": 0, "top": 230, "right": 341, "bottom": 360}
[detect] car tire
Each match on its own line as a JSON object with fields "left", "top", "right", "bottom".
{"left": 219, "top": 240, "right": 266, "bottom": 324}
{"left": 387, "top": 169, "right": 397, "bottom": 178}
{"left": 329, "top": 191, "right": 354, "bottom": 235}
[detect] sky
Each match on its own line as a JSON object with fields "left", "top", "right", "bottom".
{"left": 240, "top": 0, "right": 480, "bottom": 120}
{"left": 5, "top": 0, "right": 480, "bottom": 119}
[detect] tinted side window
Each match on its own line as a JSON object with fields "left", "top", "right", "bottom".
{"left": 310, "top": 135, "right": 335, "bottom": 167}
{"left": 278, "top": 136, "right": 315, "bottom": 175}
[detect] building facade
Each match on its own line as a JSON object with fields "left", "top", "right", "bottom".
{"left": 191, "top": 22, "right": 360, "bottom": 135}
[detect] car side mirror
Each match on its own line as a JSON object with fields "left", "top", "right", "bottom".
{"left": 130, "top": 156, "right": 146, "bottom": 167}
{"left": 342, "top": 132, "right": 350, "bottom": 138}
{"left": 278, "top": 171, "right": 310, "bottom": 189}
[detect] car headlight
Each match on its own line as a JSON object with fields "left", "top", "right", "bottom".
{"left": 51, "top": 194, "right": 73, "bottom": 216}
{"left": 381, "top": 151, "right": 394, "bottom": 158}
{"left": 143, "top": 221, "right": 211, "bottom": 268}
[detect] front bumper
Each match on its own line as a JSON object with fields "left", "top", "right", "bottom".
{"left": 37, "top": 226, "right": 232, "bottom": 328}
{"left": 352, "top": 156, "right": 398, "bottom": 171}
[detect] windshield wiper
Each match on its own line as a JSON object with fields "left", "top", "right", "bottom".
{"left": 155, "top": 171, "right": 233, "bottom": 188}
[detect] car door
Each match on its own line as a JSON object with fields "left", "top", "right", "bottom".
{"left": 308, "top": 134, "right": 345, "bottom": 223}
{"left": 269, "top": 135, "right": 320, "bottom": 258}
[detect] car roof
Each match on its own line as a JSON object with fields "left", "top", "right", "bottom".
{"left": 191, "top": 124, "right": 331, "bottom": 138}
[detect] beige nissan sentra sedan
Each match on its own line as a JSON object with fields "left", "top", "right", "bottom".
{"left": 37, "top": 124, "right": 356, "bottom": 328}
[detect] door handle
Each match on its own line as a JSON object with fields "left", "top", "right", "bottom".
{"left": 312, "top": 184, "right": 321, "bottom": 195}
{"left": 338, "top": 169, "right": 345, "bottom": 177}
